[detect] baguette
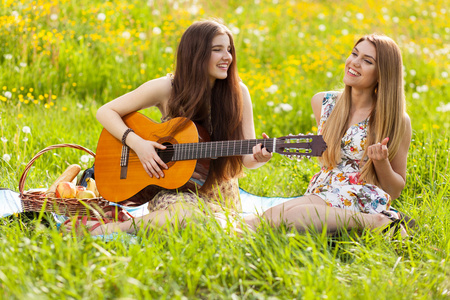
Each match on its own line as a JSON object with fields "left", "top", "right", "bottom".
{"left": 46, "top": 164, "right": 81, "bottom": 196}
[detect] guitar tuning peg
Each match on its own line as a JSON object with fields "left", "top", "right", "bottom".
{"left": 296, "top": 156, "right": 303, "bottom": 162}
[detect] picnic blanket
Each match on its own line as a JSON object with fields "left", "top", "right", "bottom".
{"left": 0, "top": 187, "right": 295, "bottom": 221}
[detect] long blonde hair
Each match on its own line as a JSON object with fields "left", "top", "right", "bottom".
{"left": 320, "top": 34, "right": 406, "bottom": 185}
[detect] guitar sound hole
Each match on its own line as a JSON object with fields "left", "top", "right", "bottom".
{"left": 157, "top": 142, "right": 174, "bottom": 164}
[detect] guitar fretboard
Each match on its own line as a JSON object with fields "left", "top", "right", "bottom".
{"left": 170, "top": 139, "right": 275, "bottom": 161}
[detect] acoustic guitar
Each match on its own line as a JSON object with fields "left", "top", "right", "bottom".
{"left": 94, "top": 112, "right": 327, "bottom": 204}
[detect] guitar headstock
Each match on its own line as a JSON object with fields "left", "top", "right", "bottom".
{"left": 274, "top": 134, "right": 327, "bottom": 160}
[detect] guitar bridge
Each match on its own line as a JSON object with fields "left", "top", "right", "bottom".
{"left": 120, "top": 145, "right": 130, "bottom": 179}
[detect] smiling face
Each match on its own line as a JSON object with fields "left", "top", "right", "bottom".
{"left": 343, "top": 40, "right": 379, "bottom": 91}
{"left": 208, "top": 33, "right": 232, "bottom": 85}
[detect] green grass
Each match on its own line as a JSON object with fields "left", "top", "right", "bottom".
{"left": 1, "top": 0, "right": 450, "bottom": 298}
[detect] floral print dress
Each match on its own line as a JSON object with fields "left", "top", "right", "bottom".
{"left": 305, "top": 92, "right": 391, "bottom": 214}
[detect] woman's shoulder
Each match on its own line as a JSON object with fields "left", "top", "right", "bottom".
{"left": 311, "top": 91, "right": 341, "bottom": 105}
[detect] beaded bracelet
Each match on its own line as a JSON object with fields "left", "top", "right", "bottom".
{"left": 121, "top": 128, "right": 134, "bottom": 146}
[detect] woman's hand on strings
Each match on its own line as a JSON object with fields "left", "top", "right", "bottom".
{"left": 252, "top": 133, "right": 272, "bottom": 164}
{"left": 134, "top": 140, "right": 168, "bottom": 179}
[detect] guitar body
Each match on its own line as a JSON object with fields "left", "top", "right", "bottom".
{"left": 95, "top": 112, "right": 210, "bottom": 204}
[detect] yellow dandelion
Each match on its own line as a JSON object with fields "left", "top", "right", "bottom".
{"left": 12, "top": 88, "right": 17, "bottom": 92}
{"left": 18, "top": 114, "right": 23, "bottom": 118}
{"left": 432, "top": 124, "right": 440, "bottom": 129}
{"left": 2, "top": 86, "right": 6, "bottom": 90}
{"left": 62, "top": 107, "right": 68, "bottom": 111}
{"left": 52, "top": 95, "right": 56, "bottom": 99}
{"left": 33, "top": 100, "right": 38, "bottom": 104}
{"left": 29, "top": 88, "right": 33, "bottom": 92}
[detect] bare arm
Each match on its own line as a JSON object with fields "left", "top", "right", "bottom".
{"left": 240, "top": 83, "right": 272, "bottom": 169}
{"left": 311, "top": 92, "right": 326, "bottom": 127}
{"left": 96, "top": 76, "right": 173, "bottom": 178}
{"left": 369, "top": 114, "right": 412, "bottom": 199}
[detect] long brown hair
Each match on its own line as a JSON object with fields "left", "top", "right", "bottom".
{"left": 167, "top": 20, "right": 244, "bottom": 188}
{"left": 320, "top": 34, "right": 406, "bottom": 186}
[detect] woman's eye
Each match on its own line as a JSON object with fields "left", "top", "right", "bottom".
{"left": 351, "top": 52, "right": 357, "bottom": 56}
{"left": 365, "top": 60, "right": 373, "bottom": 64}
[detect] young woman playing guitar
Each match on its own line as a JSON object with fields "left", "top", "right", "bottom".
{"left": 64, "top": 19, "right": 272, "bottom": 235}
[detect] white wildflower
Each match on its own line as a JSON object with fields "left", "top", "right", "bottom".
{"left": 279, "top": 103, "right": 293, "bottom": 112}
{"left": 266, "top": 84, "right": 278, "bottom": 94}
{"left": 164, "top": 47, "right": 173, "bottom": 53}
{"left": 318, "top": 24, "right": 326, "bottom": 31}
{"left": 341, "top": 29, "right": 349, "bottom": 35}
{"left": 4, "top": 54, "right": 12, "bottom": 60}
{"left": 410, "top": 16, "right": 417, "bottom": 22}
{"left": 409, "top": 69, "right": 416, "bottom": 76}
{"left": 412, "top": 92, "right": 420, "bottom": 99}
{"left": 22, "top": 126, "right": 31, "bottom": 134}
{"left": 153, "top": 27, "right": 162, "bottom": 35}
{"left": 97, "top": 13, "right": 106, "bottom": 21}
{"left": 140, "top": 63, "right": 147, "bottom": 69}
{"left": 298, "top": 32, "right": 305, "bottom": 38}
{"left": 318, "top": 13, "right": 325, "bottom": 20}
{"left": 1, "top": 137, "right": 7, "bottom": 143}
{"left": 19, "top": 62, "right": 27, "bottom": 67}
{"left": 356, "top": 13, "right": 364, "bottom": 20}
{"left": 326, "top": 72, "right": 333, "bottom": 78}
{"left": 4, "top": 91, "right": 12, "bottom": 99}
{"left": 80, "top": 155, "right": 92, "bottom": 163}
{"left": 139, "top": 32, "right": 147, "bottom": 40}
{"left": 392, "top": 17, "right": 399, "bottom": 23}
{"left": 23, "top": 137, "right": 28, "bottom": 142}
{"left": 50, "top": 13, "right": 58, "bottom": 21}
{"left": 115, "top": 56, "right": 123, "bottom": 63}
{"left": 290, "top": 92, "right": 297, "bottom": 98}
{"left": 442, "top": 71, "right": 448, "bottom": 78}
{"left": 2, "top": 154, "right": 11, "bottom": 162}
{"left": 122, "top": 31, "right": 131, "bottom": 39}
{"left": 436, "top": 103, "right": 450, "bottom": 112}
{"left": 235, "top": 6, "right": 244, "bottom": 14}
{"left": 267, "top": 101, "right": 274, "bottom": 107}
{"left": 231, "top": 26, "right": 240, "bottom": 35}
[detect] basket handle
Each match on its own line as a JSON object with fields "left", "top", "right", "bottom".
{"left": 19, "top": 144, "right": 96, "bottom": 195}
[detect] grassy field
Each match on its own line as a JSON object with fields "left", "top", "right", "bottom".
{"left": 1, "top": 0, "right": 450, "bottom": 298}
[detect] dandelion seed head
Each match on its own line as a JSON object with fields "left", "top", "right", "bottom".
{"left": 152, "top": 9, "right": 160, "bottom": 16}
{"left": 326, "top": 72, "right": 333, "bottom": 78}
{"left": 412, "top": 92, "right": 420, "bottom": 99}
{"left": 2, "top": 154, "right": 11, "bottom": 162}
{"left": 410, "top": 16, "right": 417, "bottom": 22}
{"left": 409, "top": 69, "right": 416, "bottom": 76}
{"left": 122, "top": 31, "right": 131, "bottom": 39}
{"left": 442, "top": 71, "right": 448, "bottom": 78}
{"left": 22, "top": 126, "right": 31, "bottom": 134}
{"left": 80, "top": 155, "right": 91, "bottom": 163}
{"left": 23, "top": 137, "right": 28, "bottom": 142}
{"left": 4, "top": 54, "right": 12, "bottom": 60}
{"left": 164, "top": 47, "right": 173, "bottom": 53}
{"left": 266, "top": 84, "right": 278, "bottom": 94}
{"left": 290, "top": 92, "right": 297, "bottom": 98}
{"left": 392, "top": 16, "right": 399, "bottom": 23}
{"left": 279, "top": 103, "right": 293, "bottom": 112}
{"left": 139, "top": 32, "right": 147, "bottom": 40}
{"left": 267, "top": 101, "right": 274, "bottom": 107}
{"left": 4, "top": 91, "right": 12, "bottom": 99}
{"left": 153, "top": 27, "right": 162, "bottom": 35}
{"left": 97, "top": 13, "right": 106, "bottom": 21}
{"left": 235, "top": 6, "right": 244, "bottom": 14}
{"left": 356, "top": 13, "right": 364, "bottom": 20}
{"left": 318, "top": 24, "right": 326, "bottom": 31}
{"left": 1, "top": 137, "right": 7, "bottom": 143}
{"left": 341, "top": 29, "right": 349, "bottom": 35}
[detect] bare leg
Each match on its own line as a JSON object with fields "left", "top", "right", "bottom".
{"left": 65, "top": 203, "right": 203, "bottom": 236}
{"left": 244, "top": 195, "right": 407, "bottom": 236}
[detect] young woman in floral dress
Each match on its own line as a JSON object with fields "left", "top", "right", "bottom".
{"left": 245, "top": 34, "right": 412, "bottom": 236}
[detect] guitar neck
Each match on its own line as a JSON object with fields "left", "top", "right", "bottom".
{"left": 170, "top": 138, "right": 275, "bottom": 161}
